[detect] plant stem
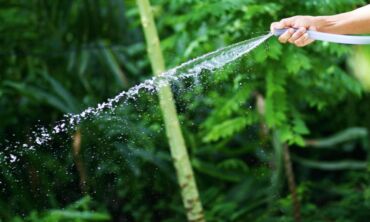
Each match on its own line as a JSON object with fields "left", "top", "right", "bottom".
{"left": 305, "top": 127, "right": 368, "bottom": 148}
{"left": 292, "top": 156, "right": 368, "bottom": 170}
{"left": 271, "top": 131, "right": 284, "bottom": 197}
{"left": 255, "top": 94, "right": 301, "bottom": 221}
{"left": 136, "top": 0, "right": 205, "bottom": 221}
{"left": 283, "top": 145, "right": 301, "bottom": 222}
{"left": 72, "top": 128, "right": 88, "bottom": 194}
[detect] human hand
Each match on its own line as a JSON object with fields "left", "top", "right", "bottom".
{"left": 270, "top": 16, "right": 319, "bottom": 47}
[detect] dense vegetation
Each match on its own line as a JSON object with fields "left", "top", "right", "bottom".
{"left": 1, "top": 0, "right": 369, "bottom": 221}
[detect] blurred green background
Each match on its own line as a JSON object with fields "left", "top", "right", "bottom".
{"left": 0, "top": 0, "right": 370, "bottom": 221}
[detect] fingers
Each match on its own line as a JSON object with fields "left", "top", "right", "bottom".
{"left": 294, "top": 33, "right": 314, "bottom": 47}
{"left": 278, "top": 28, "right": 314, "bottom": 47}
{"left": 271, "top": 17, "right": 298, "bottom": 42}
{"left": 288, "top": 27, "right": 306, "bottom": 43}
{"left": 271, "top": 17, "right": 316, "bottom": 47}
{"left": 278, "top": 18, "right": 294, "bottom": 29}
{"left": 278, "top": 28, "right": 295, "bottom": 44}
{"left": 270, "top": 18, "right": 293, "bottom": 34}
{"left": 270, "top": 22, "right": 278, "bottom": 33}
{"left": 294, "top": 26, "right": 316, "bottom": 47}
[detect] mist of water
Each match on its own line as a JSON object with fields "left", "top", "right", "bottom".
{"left": 1, "top": 33, "right": 272, "bottom": 163}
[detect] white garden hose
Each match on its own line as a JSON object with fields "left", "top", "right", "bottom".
{"left": 273, "top": 28, "right": 370, "bottom": 45}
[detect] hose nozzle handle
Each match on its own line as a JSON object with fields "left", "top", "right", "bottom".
{"left": 273, "top": 28, "right": 298, "bottom": 36}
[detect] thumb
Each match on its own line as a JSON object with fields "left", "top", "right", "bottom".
{"left": 274, "top": 22, "right": 286, "bottom": 29}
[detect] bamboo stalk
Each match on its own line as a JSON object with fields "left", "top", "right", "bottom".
{"left": 135, "top": 0, "right": 205, "bottom": 221}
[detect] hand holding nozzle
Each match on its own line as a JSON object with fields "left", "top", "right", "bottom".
{"left": 270, "top": 16, "right": 318, "bottom": 47}
{"left": 272, "top": 28, "right": 370, "bottom": 45}
{"left": 271, "top": 5, "right": 370, "bottom": 46}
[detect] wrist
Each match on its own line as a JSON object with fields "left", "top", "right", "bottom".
{"left": 315, "top": 13, "right": 350, "bottom": 34}
{"left": 314, "top": 16, "right": 338, "bottom": 33}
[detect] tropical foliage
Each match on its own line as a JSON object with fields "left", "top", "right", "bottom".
{"left": 0, "top": 0, "right": 369, "bottom": 221}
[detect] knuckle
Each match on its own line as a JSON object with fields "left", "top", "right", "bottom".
{"left": 293, "top": 32, "right": 303, "bottom": 38}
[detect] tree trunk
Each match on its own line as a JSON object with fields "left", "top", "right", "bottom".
{"left": 135, "top": 0, "right": 205, "bottom": 221}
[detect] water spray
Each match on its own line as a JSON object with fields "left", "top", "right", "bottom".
{"left": 273, "top": 28, "right": 370, "bottom": 45}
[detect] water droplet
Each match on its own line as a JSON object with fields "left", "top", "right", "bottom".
{"left": 10, "top": 154, "right": 17, "bottom": 163}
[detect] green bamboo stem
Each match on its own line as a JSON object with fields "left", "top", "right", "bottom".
{"left": 135, "top": 0, "right": 205, "bottom": 221}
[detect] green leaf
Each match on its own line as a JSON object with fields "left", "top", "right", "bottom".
{"left": 293, "top": 116, "right": 309, "bottom": 135}
{"left": 203, "top": 115, "right": 257, "bottom": 142}
{"left": 48, "top": 210, "right": 111, "bottom": 221}
{"left": 265, "top": 70, "right": 287, "bottom": 127}
{"left": 192, "top": 158, "right": 247, "bottom": 182}
{"left": 283, "top": 50, "right": 311, "bottom": 74}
